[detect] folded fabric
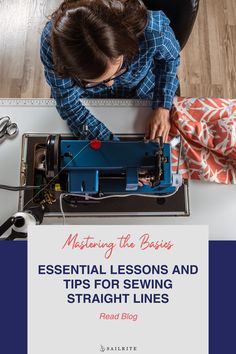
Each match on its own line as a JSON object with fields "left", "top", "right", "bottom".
{"left": 170, "top": 97, "right": 236, "bottom": 184}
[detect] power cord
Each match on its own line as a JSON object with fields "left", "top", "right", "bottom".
{"left": 0, "top": 184, "right": 41, "bottom": 191}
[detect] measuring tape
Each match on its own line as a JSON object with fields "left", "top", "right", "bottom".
{"left": 0, "top": 98, "right": 152, "bottom": 107}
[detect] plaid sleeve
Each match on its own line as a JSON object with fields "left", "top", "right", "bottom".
{"left": 40, "top": 23, "right": 113, "bottom": 140}
{"left": 152, "top": 12, "right": 180, "bottom": 110}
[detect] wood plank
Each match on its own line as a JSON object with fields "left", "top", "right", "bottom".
{"left": 0, "top": 0, "right": 235, "bottom": 99}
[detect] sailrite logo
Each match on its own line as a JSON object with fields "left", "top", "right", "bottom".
{"left": 100, "top": 345, "right": 137, "bottom": 352}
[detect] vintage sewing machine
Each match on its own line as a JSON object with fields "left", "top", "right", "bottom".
{"left": 19, "top": 134, "right": 189, "bottom": 217}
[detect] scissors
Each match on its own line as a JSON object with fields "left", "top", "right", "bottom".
{"left": 0, "top": 116, "right": 19, "bottom": 140}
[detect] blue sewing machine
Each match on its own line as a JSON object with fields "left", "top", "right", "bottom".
{"left": 45, "top": 135, "right": 182, "bottom": 197}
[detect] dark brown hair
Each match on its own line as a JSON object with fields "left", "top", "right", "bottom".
{"left": 50, "top": 0, "right": 148, "bottom": 80}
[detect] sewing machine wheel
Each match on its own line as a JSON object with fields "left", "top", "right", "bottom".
{"left": 45, "top": 134, "right": 60, "bottom": 179}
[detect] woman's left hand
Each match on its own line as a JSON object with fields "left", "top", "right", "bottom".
{"left": 146, "top": 107, "right": 170, "bottom": 143}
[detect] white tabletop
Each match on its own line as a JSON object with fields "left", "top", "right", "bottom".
{"left": 0, "top": 99, "right": 235, "bottom": 240}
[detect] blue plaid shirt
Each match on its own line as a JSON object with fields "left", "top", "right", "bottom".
{"left": 40, "top": 10, "right": 180, "bottom": 140}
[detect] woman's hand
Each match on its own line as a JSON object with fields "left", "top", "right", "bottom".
{"left": 146, "top": 107, "right": 170, "bottom": 143}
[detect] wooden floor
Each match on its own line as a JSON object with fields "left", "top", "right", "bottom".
{"left": 0, "top": 0, "right": 236, "bottom": 98}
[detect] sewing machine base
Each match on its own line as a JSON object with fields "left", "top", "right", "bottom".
{"left": 19, "top": 134, "right": 190, "bottom": 217}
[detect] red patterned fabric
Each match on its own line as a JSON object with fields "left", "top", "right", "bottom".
{"left": 170, "top": 97, "right": 236, "bottom": 184}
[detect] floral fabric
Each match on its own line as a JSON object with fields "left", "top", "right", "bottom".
{"left": 170, "top": 97, "right": 236, "bottom": 184}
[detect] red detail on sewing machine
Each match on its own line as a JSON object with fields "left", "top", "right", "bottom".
{"left": 90, "top": 139, "right": 102, "bottom": 150}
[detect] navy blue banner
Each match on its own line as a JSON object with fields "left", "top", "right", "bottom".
{"left": 209, "top": 241, "right": 236, "bottom": 354}
{"left": 0, "top": 242, "right": 27, "bottom": 354}
{"left": 0, "top": 240, "right": 235, "bottom": 353}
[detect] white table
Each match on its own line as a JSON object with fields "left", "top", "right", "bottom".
{"left": 0, "top": 99, "right": 235, "bottom": 240}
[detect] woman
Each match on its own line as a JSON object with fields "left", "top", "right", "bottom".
{"left": 40, "top": 0, "right": 180, "bottom": 142}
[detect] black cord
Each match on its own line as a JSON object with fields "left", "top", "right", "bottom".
{"left": 0, "top": 184, "right": 43, "bottom": 191}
